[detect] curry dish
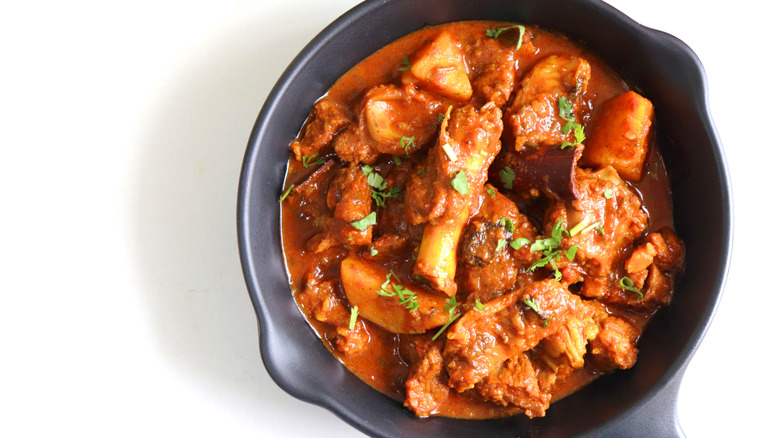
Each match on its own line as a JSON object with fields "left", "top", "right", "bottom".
{"left": 279, "top": 21, "right": 684, "bottom": 419}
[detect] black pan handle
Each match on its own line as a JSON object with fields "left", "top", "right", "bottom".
{"left": 596, "top": 371, "right": 686, "bottom": 437}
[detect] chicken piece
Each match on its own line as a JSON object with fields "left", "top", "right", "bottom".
{"left": 589, "top": 315, "right": 639, "bottom": 370}
{"left": 475, "top": 354, "right": 551, "bottom": 418}
{"left": 458, "top": 186, "right": 538, "bottom": 301}
{"left": 504, "top": 55, "right": 591, "bottom": 151}
{"left": 405, "top": 343, "right": 450, "bottom": 417}
{"left": 290, "top": 100, "right": 352, "bottom": 161}
{"left": 405, "top": 103, "right": 504, "bottom": 295}
{"left": 581, "top": 91, "right": 654, "bottom": 182}
{"left": 443, "top": 280, "right": 583, "bottom": 392}
{"left": 296, "top": 274, "right": 368, "bottom": 355}
{"left": 307, "top": 164, "right": 374, "bottom": 252}
{"left": 409, "top": 32, "right": 472, "bottom": 101}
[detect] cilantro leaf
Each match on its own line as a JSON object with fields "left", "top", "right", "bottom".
{"left": 450, "top": 171, "right": 469, "bottom": 195}
{"left": 348, "top": 306, "right": 359, "bottom": 330}
{"left": 485, "top": 24, "right": 526, "bottom": 50}
{"left": 499, "top": 166, "right": 515, "bottom": 190}
{"left": 619, "top": 276, "right": 644, "bottom": 299}
{"left": 350, "top": 212, "right": 377, "bottom": 231}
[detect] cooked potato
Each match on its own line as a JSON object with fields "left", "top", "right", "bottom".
{"left": 340, "top": 255, "right": 451, "bottom": 334}
{"left": 410, "top": 32, "right": 472, "bottom": 101}
{"left": 581, "top": 91, "right": 654, "bottom": 182}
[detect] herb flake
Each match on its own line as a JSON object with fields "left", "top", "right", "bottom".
{"left": 350, "top": 211, "right": 377, "bottom": 231}
{"left": 450, "top": 171, "right": 469, "bottom": 195}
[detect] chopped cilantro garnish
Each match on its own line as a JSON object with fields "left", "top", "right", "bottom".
{"left": 350, "top": 211, "right": 377, "bottom": 231}
{"left": 400, "top": 135, "right": 415, "bottom": 155}
{"left": 348, "top": 306, "right": 359, "bottom": 330}
{"left": 474, "top": 299, "right": 485, "bottom": 311}
{"left": 392, "top": 155, "right": 402, "bottom": 166}
{"left": 566, "top": 244, "right": 578, "bottom": 261}
{"left": 442, "top": 143, "right": 458, "bottom": 162}
{"left": 398, "top": 55, "right": 412, "bottom": 71}
{"left": 510, "top": 237, "right": 530, "bottom": 250}
{"left": 363, "top": 166, "right": 400, "bottom": 208}
{"left": 604, "top": 188, "right": 614, "bottom": 199}
{"left": 279, "top": 184, "right": 294, "bottom": 202}
{"left": 570, "top": 220, "right": 603, "bottom": 237}
{"left": 432, "top": 296, "right": 461, "bottom": 340}
{"left": 496, "top": 239, "right": 507, "bottom": 250}
{"left": 450, "top": 171, "right": 469, "bottom": 195}
{"left": 619, "top": 276, "right": 644, "bottom": 299}
{"left": 370, "top": 247, "right": 378, "bottom": 256}
{"left": 527, "top": 219, "right": 565, "bottom": 280}
{"left": 558, "top": 96, "right": 586, "bottom": 149}
{"left": 377, "top": 270, "right": 420, "bottom": 311}
{"left": 301, "top": 153, "right": 325, "bottom": 168}
{"left": 499, "top": 217, "right": 515, "bottom": 233}
{"left": 499, "top": 166, "right": 515, "bottom": 190}
{"left": 485, "top": 24, "right": 526, "bottom": 50}
{"left": 524, "top": 298, "right": 541, "bottom": 313}
{"left": 487, "top": 188, "right": 496, "bottom": 196}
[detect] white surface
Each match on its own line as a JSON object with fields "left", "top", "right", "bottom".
{"left": 0, "top": 0, "right": 774, "bottom": 436}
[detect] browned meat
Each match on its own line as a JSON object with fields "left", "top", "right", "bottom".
{"left": 290, "top": 100, "right": 352, "bottom": 161}
{"left": 406, "top": 103, "right": 504, "bottom": 295}
{"left": 504, "top": 55, "right": 591, "bottom": 151}
{"left": 443, "top": 280, "right": 583, "bottom": 392}
{"left": 296, "top": 274, "right": 368, "bottom": 355}
{"left": 589, "top": 316, "right": 639, "bottom": 370}
{"left": 405, "top": 343, "right": 450, "bottom": 416}
{"left": 458, "top": 186, "right": 538, "bottom": 300}
{"left": 475, "top": 354, "right": 551, "bottom": 418}
{"left": 539, "top": 301, "right": 603, "bottom": 369}
{"left": 466, "top": 35, "right": 520, "bottom": 107}
{"left": 404, "top": 103, "right": 504, "bottom": 225}
{"left": 542, "top": 166, "right": 647, "bottom": 294}
{"left": 307, "top": 164, "right": 374, "bottom": 252}
{"left": 332, "top": 125, "right": 380, "bottom": 164}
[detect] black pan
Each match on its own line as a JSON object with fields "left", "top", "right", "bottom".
{"left": 237, "top": 0, "right": 732, "bottom": 436}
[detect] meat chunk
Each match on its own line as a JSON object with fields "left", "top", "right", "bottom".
{"left": 589, "top": 316, "right": 639, "bottom": 370}
{"left": 544, "top": 166, "right": 648, "bottom": 293}
{"left": 296, "top": 274, "right": 368, "bottom": 355}
{"left": 404, "top": 104, "right": 503, "bottom": 225}
{"left": 405, "top": 343, "right": 450, "bottom": 416}
{"left": 307, "top": 164, "right": 374, "bottom": 252}
{"left": 607, "top": 228, "right": 685, "bottom": 309}
{"left": 405, "top": 103, "right": 504, "bottom": 295}
{"left": 466, "top": 34, "right": 521, "bottom": 107}
{"left": 504, "top": 55, "right": 591, "bottom": 151}
{"left": 458, "top": 186, "right": 538, "bottom": 301}
{"left": 475, "top": 354, "right": 551, "bottom": 418}
{"left": 443, "top": 280, "right": 583, "bottom": 392}
{"left": 290, "top": 100, "right": 352, "bottom": 161}
{"left": 539, "top": 301, "right": 602, "bottom": 369}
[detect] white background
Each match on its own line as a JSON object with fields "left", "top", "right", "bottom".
{"left": 1, "top": 0, "right": 774, "bottom": 436}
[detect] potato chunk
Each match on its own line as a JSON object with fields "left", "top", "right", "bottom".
{"left": 581, "top": 91, "right": 654, "bottom": 182}
{"left": 410, "top": 32, "right": 472, "bottom": 101}
{"left": 340, "top": 255, "right": 450, "bottom": 334}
